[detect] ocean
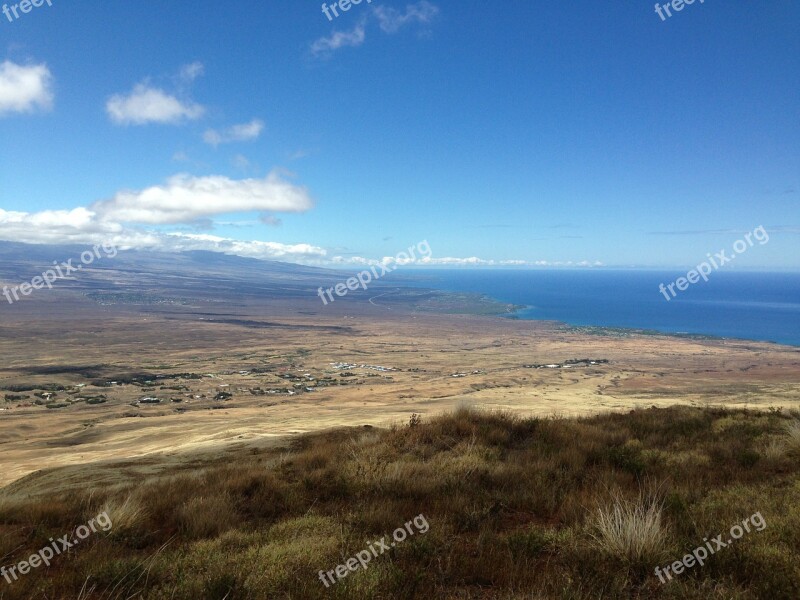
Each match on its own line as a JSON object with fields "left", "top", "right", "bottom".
{"left": 394, "top": 269, "right": 800, "bottom": 347}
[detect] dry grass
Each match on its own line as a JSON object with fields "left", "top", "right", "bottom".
{"left": 177, "top": 494, "right": 239, "bottom": 539}
{"left": 98, "top": 494, "right": 145, "bottom": 535}
{"left": 590, "top": 491, "right": 668, "bottom": 565}
{"left": 784, "top": 419, "right": 800, "bottom": 456}
{"left": 1, "top": 406, "right": 799, "bottom": 599}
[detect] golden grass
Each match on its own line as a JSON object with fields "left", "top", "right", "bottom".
{"left": 98, "top": 494, "right": 145, "bottom": 535}
{"left": 1, "top": 406, "right": 799, "bottom": 599}
{"left": 784, "top": 419, "right": 800, "bottom": 456}
{"left": 590, "top": 491, "right": 668, "bottom": 565}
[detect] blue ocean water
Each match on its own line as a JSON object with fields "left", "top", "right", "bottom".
{"left": 394, "top": 270, "right": 800, "bottom": 347}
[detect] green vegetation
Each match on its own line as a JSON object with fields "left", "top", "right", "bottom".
{"left": 415, "top": 291, "right": 524, "bottom": 315}
{"left": 3, "top": 394, "right": 28, "bottom": 402}
{"left": 1, "top": 406, "right": 799, "bottom": 599}
{"left": 560, "top": 324, "right": 726, "bottom": 342}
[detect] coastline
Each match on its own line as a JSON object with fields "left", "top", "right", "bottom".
{"left": 394, "top": 270, "right": 800, "bottom": 348}
{"left": 407, "top": 289, "right": 797, "bottom": 347}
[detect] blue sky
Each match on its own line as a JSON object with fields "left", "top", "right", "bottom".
{"left": 0, "top": 0, "right": 797, "bottom": 269}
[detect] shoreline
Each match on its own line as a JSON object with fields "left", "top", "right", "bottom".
{"left": 395, "top": 269, "right": 800, "bottom": 348}
{"left": 433, "top": 293, "right": 800, "bottom": 349}
{"left": 502, "top": 309, "right": 798, "bottom": 348}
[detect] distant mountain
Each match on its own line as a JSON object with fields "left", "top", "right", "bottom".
{"left": 0, "top": 241, "right": 519, "bottom": 315}
{"left": 0, "top": 241, "right": 346, "bottom": 303}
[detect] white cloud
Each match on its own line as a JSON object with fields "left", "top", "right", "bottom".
{"left": 0, "top": 208, "right": 601, "bottom": 268}
{"left": 106, "top": 63, "right": 206, "bottom": 125}
{"left": 310, "top": 1, "right": 439, "bottom": 57}
{"left": 90, "top": 170, "right": 313, "bottom": 225}
{"left": 0, "top": 209, "right": 326, "bottom": 261}
{"left": 106, "top": 84, "right": 204, "bottom": 125}
{"left": 0, "top": 164, "right": 599, "bottom": 268}
{"left": 0, "top": 207, "right": 122, "bottom": 245}
{"left": 179, "top": 61, "right": 204, "bottom": 83}
{"left": 163, "top": 233, "right": 325, "bottom": 261}
{"left": 328, "top": 255, "right": 603, "bottom": 267}
{"left": 331, "top": 255, "right": 485, "bottom": 266}
{"left": 374, "top": 1, "right": 439, "bottom": 33}
{"left": 0, "top": 170, "right": 322, "bottom": 263}
{"left": 0, "top": 61, "right": 53, "bottom": 116}
{"left": 0, "top": 167, "right": 316, "bottom": 260}
{"left": 204, "top": 119, "right": 264, "bottom": 146}
{"left": 310, "top": 20, "right": 367, "bottom": 56}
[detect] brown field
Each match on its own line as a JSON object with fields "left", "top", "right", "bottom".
{"left": 1, "top": 291, "right": 798, "bottom": 490}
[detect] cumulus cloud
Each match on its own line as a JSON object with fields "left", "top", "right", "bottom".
{"left": 0, "top": 168, "right": 317, "bottom": 261}
{"left": 0, "top": 165, "right": 597, "bottom": 267}
{"left": 204, "top": 118, "right": 264, "bottom": 146}
{"left": 106, "top": 64, "right": 207, "bottom": 125}
{"left": 90, "top": 170, "right": 313, "bottom": 225}
{"left": 0, "top": 207, "right": 123, "bottom": 246}
{"left": 162, "top": 233, "right": 326, "bottom": 261}
{"left": 0, "top": 206, "right": 600, "bottom": 268}
{"left": 0, "top": 171, "right": 323, "bottom": 263}
{"left": 106, "top": 83, "right": 205, "bottom": 125}
{"left": 0, "top": 210, "right": 326, "bottom": 261}
{"left": 0, "top": 61, "right": 53, "bottom": 116}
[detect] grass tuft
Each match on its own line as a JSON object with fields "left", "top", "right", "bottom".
{"left": 590, "top": 490, "right": 669, "bottom": 566}
{"left": 784, "top": 420, "right": 800, "bottom": 457}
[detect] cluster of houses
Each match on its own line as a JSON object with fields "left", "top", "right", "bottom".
{"left": 11, "top": 360, "right": 417, "bottom": 412}
{"left": 330, "top": 362, "right": 398, "bottom": 372}
{"left": 451, "top": 370, "right": 484, "bottom": 378}
{"left": 523, "top": 359, "right": 609, "bottom": 369}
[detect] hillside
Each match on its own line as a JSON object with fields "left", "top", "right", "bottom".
{"left": 1, "top": 406, "right": 799, "bottom": 599}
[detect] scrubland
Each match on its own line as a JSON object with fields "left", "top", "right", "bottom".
{"left": 2, "top": 406, "right": 799, "bottom": 599}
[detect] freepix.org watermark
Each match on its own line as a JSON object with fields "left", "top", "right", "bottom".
{"left": 318, "top": 514, "right": 429, "bottom": 587}
{"left": 654, "top": 512, "right": 766, "bottom": 584}
{"left": 654, "top": 0, "right": 705, "bottom": 22}
{"left": 2, "top": 0, "right": 53, "bottom": 24}
{"left": 317, "top": 240, "right": 431, "bottom": 305}
{"left": 2, "top": 242, "right": 117, "bottom": 306}
{"left": 659, "top": 226, "right": 768, "bottom": 301}
{"left": 321, "top": 0, "right": 373, "bottom": 22}
{"left": 1, "top": 510, "right": 112, "bottom": 585}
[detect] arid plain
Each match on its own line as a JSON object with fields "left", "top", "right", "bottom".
{"left": 2, "top": 281, "right": 798, "bottom": 492}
